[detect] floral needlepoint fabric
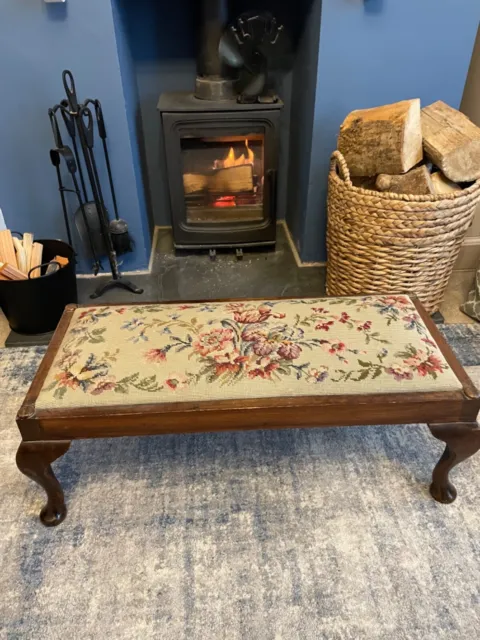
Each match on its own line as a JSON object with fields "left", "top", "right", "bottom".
{"left": 36, "top": 296, "right": 462, "bottom": 409}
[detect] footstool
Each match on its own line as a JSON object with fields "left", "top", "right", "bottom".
{"left": 16, "top": 295, "right": 480, "bottom": 526}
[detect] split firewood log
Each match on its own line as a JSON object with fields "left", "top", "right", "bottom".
{"left": 375, "top": 165, "right": 434, "bottom": 195}
{"left": 338, "top": 99, "right": 423, "bottom": 176}
{"left": 183, "top": 173, "right": 208, "bottom": 194}
{"left": 208, "top": 165, "right": 254, "bottom": 193}
{"left": 422, "top": 101, "right": 480, "bottom": 182}
{"left": 0, "top": 230, "right": 18, "bottom": 269}
{"left": 430, "top": 171, "right": 462, "bottom": 195}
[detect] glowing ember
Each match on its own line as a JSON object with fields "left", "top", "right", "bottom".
{"left": 213, "top": 196, "right": 236, "bottom": 208}
{"left": 214, "top": 139, "right": 254, "bottom": 170}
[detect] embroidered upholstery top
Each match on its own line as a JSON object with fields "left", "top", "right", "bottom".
{"left": 36, "top": 296, "right": 462, "bottom": 409}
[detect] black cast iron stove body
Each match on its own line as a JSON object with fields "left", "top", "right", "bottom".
{"left": 158, "top": 93, "right": 283, "bottom": 250}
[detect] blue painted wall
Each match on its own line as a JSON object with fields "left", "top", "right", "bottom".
{"left": 296, "top": 0, "right": 480, "bottom": 262}
{"left": 286, "top": 0, "right": 322, "bottom": 255}
{"left": 117, "top": 0, "right": 198, "bottom": 227}
{"left": 1, "top": 0, "right": 477, "bottom": 268}
{"left": 0, "top": 0, "right": 150, "bottom": 272}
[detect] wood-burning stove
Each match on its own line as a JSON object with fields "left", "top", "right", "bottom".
{"left": 157, "top": 0, "right": 283, "bottom": 251}
{"left": 158, "top": 94, "right": 282, "bottom": 249}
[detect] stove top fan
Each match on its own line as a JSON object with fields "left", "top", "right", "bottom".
{"left": 219, "top": 11, "right": 288, "bottom": 104}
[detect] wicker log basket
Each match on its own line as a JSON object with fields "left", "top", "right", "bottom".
{"left": 326, "top": 151, "right": 480, "bottom": 313}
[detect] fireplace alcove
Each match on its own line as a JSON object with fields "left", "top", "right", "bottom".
{"left": 115, "top": 0, "right": 323, "bottom": 257}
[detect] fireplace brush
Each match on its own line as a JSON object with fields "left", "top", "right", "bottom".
{"left": 94, "top": 100, "right": 134, "bottom": 255}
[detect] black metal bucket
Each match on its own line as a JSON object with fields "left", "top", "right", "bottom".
{"left": 0, "top": 239, "right": 77, "bottom": 335}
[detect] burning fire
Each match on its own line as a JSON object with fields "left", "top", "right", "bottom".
{"left": 212, "top": 139, "right": 256, "bottom": 208}
{"left": 214, "top": 139, "right": 254, "bottom": 170}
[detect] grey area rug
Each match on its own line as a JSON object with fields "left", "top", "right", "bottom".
{"left": 1, "top": 326, "right": 480, "bottom": 639}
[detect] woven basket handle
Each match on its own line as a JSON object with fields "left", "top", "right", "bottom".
{"left": 330, "top": 151, "right": 352, "bottom": 186}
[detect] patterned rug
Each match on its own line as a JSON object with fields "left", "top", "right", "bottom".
{"left": 1, "top": 325, "right": 480, "bottom": 639}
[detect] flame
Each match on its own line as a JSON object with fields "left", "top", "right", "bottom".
{"left": 223, "top": 147, "right": 236, "bottom": 168}
{"left": 246, "top": 140, "right": 254, "bottom": 164}
{"left": 217, "top": 139, "right": 254, "bottom": 169}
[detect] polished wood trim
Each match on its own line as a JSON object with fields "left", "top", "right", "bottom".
{"left": 35, "top": 389, "right": 465, "bottom": 418}
{"left": 413, "top": 296, "right": 479, "bottom": 399}
{"left": 32, "top": 392, "right": 473, "bottom": 440}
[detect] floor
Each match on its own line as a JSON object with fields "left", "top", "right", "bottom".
{"left": 0, "top": 225, "right": 477, "bottom": 347}
{"left": 3, "top": 344, "right": 480, "bottom": 638}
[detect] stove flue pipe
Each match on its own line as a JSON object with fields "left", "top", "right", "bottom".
{"left": 195, "top": 0, "right": 236, "bottom": 101}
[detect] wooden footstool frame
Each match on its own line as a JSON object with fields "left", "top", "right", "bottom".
{"left": 16, "top": 297, "right": 480, "bottom": 527}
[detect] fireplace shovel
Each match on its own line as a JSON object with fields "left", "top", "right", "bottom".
{"left": 48, "top": 108, "right": 101, "bottom": 274}
{"left": 58, "top": 104, "right": 107, "bottom": 263}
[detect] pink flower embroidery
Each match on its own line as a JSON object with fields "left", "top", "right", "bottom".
{"left": 213, "top": 349, "right": 248, "bottom": 376}
{"left": 232, "top": 304, "right": 285, "bottom": 324}
{"left": 328, "top": 341, "right": 346, "bottom": 355}
{"left": 193, "top": 328, "right": 234, "bottom": 356}
{"left": 385, "top": 366, "right": 414, "bottom": 382}
{"left": 248, "top": 358, "right": 279, "bottom": 379}
{"left": 91, "top": 380, "right": 117, "bottom": 395}
{"left": 358, "top": 321, "right": 372, "bottom": 331}
{"left": 277, "top": 342, "right": 302, "bottom": 360}
{"left": 165, "top": 374, "right": 188, "bottom": 390}
{"left": 339, "top": 312, "right": 350, "bottom": 324}
{"left": 242, "top": 327, "right": 265, "bottom": 343}
{"left": 315, "top": 321, "right": 334, "bottom": 331}
{"left": 145, "top": 348, "right": 167, "bottom": 363}
{"left": 383, "top": 295, "right": 411, "bottom": 307}
{"left": 252, "top": 337, "right": 278, "bottom": 356}
{"left": 234, "top": 307, "right": 269, "bottom": 324}
{"left": 55, "top": 371, "right": 81, "bottom": 390}
{"left": 404, "top": 352, "right": 444, "bottom": 377}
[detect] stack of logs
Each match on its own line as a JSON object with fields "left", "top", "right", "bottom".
{"left": 337, "top": 99, "right": 480, "bottom": 195}
{"left": 0, "top": 231, "right": 43, "bottom": 281}
{"left": 0, "top": 230, "right": 69, "bottom": 281}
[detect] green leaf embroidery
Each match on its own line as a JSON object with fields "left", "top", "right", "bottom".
{"left": 358, "top": 360, "right": 371, "bottom": 367}
{"left": 356, "top": 369, "right": 370, "bottom": 381}
{"left": 53, "top": 386, "right": 67, "bottom": 400}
